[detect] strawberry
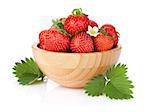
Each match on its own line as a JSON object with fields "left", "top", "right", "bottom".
{"left": 101, "top": 24, "right": 116, "bottom": 30}
{"left": 88, "top": 20, "right": 98, "bottom": 27}
{"left": 70, "top": 32, "right": 94, "bottom": 53}
{"left": 39, "top": 28, "right": 70, "bottom": 52}
{"left": 94, "top": 33, "right": 113, "bottom": 51}
{"left": 39, "top": 30, "right": 47, "bottom": 49}
{"left": 64, "top": 8, "right": 89, "bottom": 35}
{"left": 101, "top": 24, "right": 119, "bottom": 47}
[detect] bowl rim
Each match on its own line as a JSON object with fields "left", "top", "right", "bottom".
{"left": 32, "top": 42, "right": 121, "bottom": 55}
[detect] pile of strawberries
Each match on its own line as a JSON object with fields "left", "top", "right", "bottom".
{"left": 39, "top": 8, "right": 119, "bottom": 53}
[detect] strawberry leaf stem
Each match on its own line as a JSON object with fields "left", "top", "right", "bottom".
{"left": 72, "top": 8, "right": 83, "bottom": 15}
{"left": 52, "top": 19, "right": 73, "bottom": 38}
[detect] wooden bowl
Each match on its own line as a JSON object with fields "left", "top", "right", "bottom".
{"left": 32, "top": 43, "right": 121, "bottom": 88}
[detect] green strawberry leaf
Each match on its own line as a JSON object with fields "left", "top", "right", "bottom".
{"left": 104, "top": 76, "right": 134, "bottom": 99}
{"left": 85, "top": 63, "right": 134, "bottom": 100}
{"left": 84, "top": 75, "right": 106, "bottom": 96}
{"left": 13, "top": 57, "right": 44, "bottom": 85}
{"left": 105, "top": 63, "right": 128, "bottom": 79}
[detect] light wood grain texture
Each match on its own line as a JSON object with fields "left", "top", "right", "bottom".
{"left": 32, "top": 43, "right": 121, "bottom": 88}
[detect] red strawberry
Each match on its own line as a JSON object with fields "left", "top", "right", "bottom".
{"left": 88, "top": 20, "right": 98, "bottom": 27}
{"left": 101, "top": 24, "right": 119, "bottom": 47}
{"left": 70, "top": 32, "right": 94, "bottom": 53}
{"left": 64, "top": 8, "right": 89, "bottom": 35}
{"left": 94, "top": 33, "right": 113, "bottom": 51}
{"left": 101, "top": 24, "right": 116, "bottom": 30}
{"left": 39, "top": 30, "right": 47, "bottom": 49}
{"left": 39, "top": 28, "right": 70, "bottom": 52}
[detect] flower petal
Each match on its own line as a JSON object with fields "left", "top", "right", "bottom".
{"left": 92, "top": 33, "right": 99, "bottom": 37}
{"left": 86, "top": 31, "right": 90, "bottom": 35}
{"left": 93, "top": 26, "right": 99, "bottom": 33}
{"left": 88, "top": 26, "right": 92, "bottom": 31}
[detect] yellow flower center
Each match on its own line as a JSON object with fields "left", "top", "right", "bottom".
{"left": 90, "top": 29, "right": 96, "bottom": 34}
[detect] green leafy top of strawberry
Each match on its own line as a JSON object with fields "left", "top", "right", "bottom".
{"left": 72, "top": 8, "right": 87, "bottom": 16}
{"left": 52, "top": 19, "right": 64, "bottom": 29}
{"left": 100, "top": 28, "right": 109, "bottom": 36}
{"left": 99, "top": 28, "right": 114, "bottom": 41}
{"left": 72, "top": 8, "right": 83, "bottom": 15}
{"left": 52, "top": 19, "right": 73, "bottom": 38}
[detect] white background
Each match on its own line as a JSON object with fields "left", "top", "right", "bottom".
{"left": 0, "top": 0, "right": 150, "bottom": 111}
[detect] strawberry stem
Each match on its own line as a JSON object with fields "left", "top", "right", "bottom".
{"left": 52, "top": 19, "right": 64, "bottom": 29}
{"left": 117, "top": 32, "right": 120, "bottom": 38}
{"left": 100, "top": 28, "right": 109, "bottom": 36}
{"left": 52, "top": 19, "right": 73, "bottom": 38}
{"left": 72, "top": 8, "right": 83, "bottom": 15}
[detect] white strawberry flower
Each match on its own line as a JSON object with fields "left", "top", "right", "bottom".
{"left": 87, "top": 26, "right": 99, "bottom": 37}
